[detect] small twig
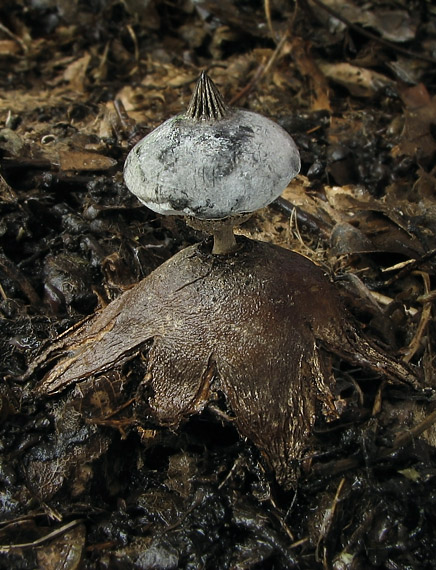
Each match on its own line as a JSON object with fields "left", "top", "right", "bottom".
{"left": 381, "top": 259, "right": 415, "bottom": 273}
{"left": 288, "top": 203, "right": 319, "bottom": 257}
{"left": 273, "top": 197, "right": 331, "bottom": 239}
{"left": 367, "top": 290, "right": 418, "bottom": 317}
{"left": 380, "top": 408, "right": 436, "bottom": 459}
{"left": 218, "top": 457, "right": 244, "bottom": 490}
{"left": 308, "top": 0, "right": 436, "bottom": 65}
{"left": 402, "top": 271, "right": 432, "bottom": 363}
{"left": 0, "top": 22, "right": 27, "bottom": 53}
{"left": 102, "top": 397, "right": 136, "bottom": 419}
{"left": 94, "top": 41, "right": 110, "bottom": 82}
{"left": 383, "top": 249, "right": 436, "bottom": 287}
{"left": 0, "top": 281, "right": 7, "bottom": 301}
{"left": 0, "top": 519, "right": 83, "bottom": 552}
{"left": 290, "top": 536, "right": 309, "bottom": 549}
{"left": 269, "top": 494, "right": 295, "bottom": 541}
{"left": 316, "top": 477, "right": 346, "bottom": 562}
{"left": 417, "top": 290, "right": 436, "bottom": 304}
{"left": 264, "top": 0, "right": 276, "bottom": 42}
{"left": 229, "top": 31, "right": 289, "bottom": 106}
{"left": 126, "top": 24, "right": 139, "bottom": 67}
{"left": 0, "top": 512, "right": 51, "bottom": 530}
{"left": 228, "top": 64, "right": 266, "bottom": 106}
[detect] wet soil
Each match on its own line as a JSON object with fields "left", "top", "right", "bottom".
{"left": 1, "top": 1, "right": 436, "bottom": 568}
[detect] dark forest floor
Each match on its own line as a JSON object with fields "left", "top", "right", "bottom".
{"left": 1, "top": 1, "right": 436, "bottom": 568}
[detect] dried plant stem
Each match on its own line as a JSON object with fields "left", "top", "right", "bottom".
{"left": 229, "top": 32, "right": 289, "bottom": 106}
{"left": 402, "top": 271, "right": 431, "bottom": 363}
{"left": 0, "top": 519, "right": 83, "bottom": 552}
{"left": 264, "top": 0, "right": 275, "bottom": 42}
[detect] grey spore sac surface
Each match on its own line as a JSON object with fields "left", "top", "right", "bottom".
{"left": 124, "top": 108, "right": 301, "bottom": 219}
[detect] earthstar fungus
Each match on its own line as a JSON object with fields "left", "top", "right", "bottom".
{"left": 123, "top": 71, "right": 300, "bottom": 254}
{"left": 30, "top": 73, "right": 417, "bottom": 487}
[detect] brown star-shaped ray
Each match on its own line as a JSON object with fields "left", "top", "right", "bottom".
{"left": 28, "top": 238, "right": 418, "bottom": 486}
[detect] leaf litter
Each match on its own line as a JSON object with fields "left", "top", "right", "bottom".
{"left": 0, "top": 0, "right": 436, "bottom": 568}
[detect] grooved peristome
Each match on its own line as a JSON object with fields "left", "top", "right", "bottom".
{"left": 186, "top": 71, "right": 228, "bottom": 121}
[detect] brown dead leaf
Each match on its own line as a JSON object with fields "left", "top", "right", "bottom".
{"left": 290, "top": 37, "right": 331, "bottom": 111}
{"left": 0, "top": 87, "right": 83, "bottom": 115}
{"left": 318, "top": 61, "right": 394, "bottom": 97}
{"left": 282, "top": 177, "right": 335, "bottom": 226}
{"left": 0, "top": 174, "right": 16, "bottom": 202}
{"left": 282, "top": 179, "right": 425, "bottom": 257}
{"left": 311, "top": 0, "right": 416, "bottom": 43}
{"left": 58, "top": 150, "right": 117, "bottom": 172}
{"left": 328, "top": 116, "right": 363, "bottom": 144}
{"left": 63, "top": 53, "right": 91, "bottom": 93}
{"left": 36, "top": 524, "right": 86, "bottom": 570}
{"left": 0, "top": 40, "right": 21, "bottom": 56}
{"left": 323, "top": 185, "right": 425, "bottom": 257}
{"left": 394, "top": 84, "right": 436, "bottom": 163}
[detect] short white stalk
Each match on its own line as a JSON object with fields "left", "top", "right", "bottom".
{"left": 211, "top": 222, "right": 237, "bottom": 255}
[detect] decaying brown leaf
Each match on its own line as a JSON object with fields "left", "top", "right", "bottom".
{"left": 395, "top": 83, "right": 436, "bottom": 163}
{"left": 290, "top": 37, "right": 331, "bottom": 111}
{"left": 317, "top": 61, "right": 394, "bottom": 97}
{"left": 36, "top": 523, "right": 86, "bottom": 570}
{"left": 57, "top": 150, "right": 117, "bottom": 172}
{"left": 29, "top": 238, "right": 418, "bottom": 486}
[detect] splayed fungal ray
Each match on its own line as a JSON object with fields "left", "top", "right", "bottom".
{"left": 30, "top": 239, "right": 418, "bottom": 486}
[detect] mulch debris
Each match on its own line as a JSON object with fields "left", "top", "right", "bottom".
{"left": 1, "top": 1, "right": 436, "bottom": 568}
